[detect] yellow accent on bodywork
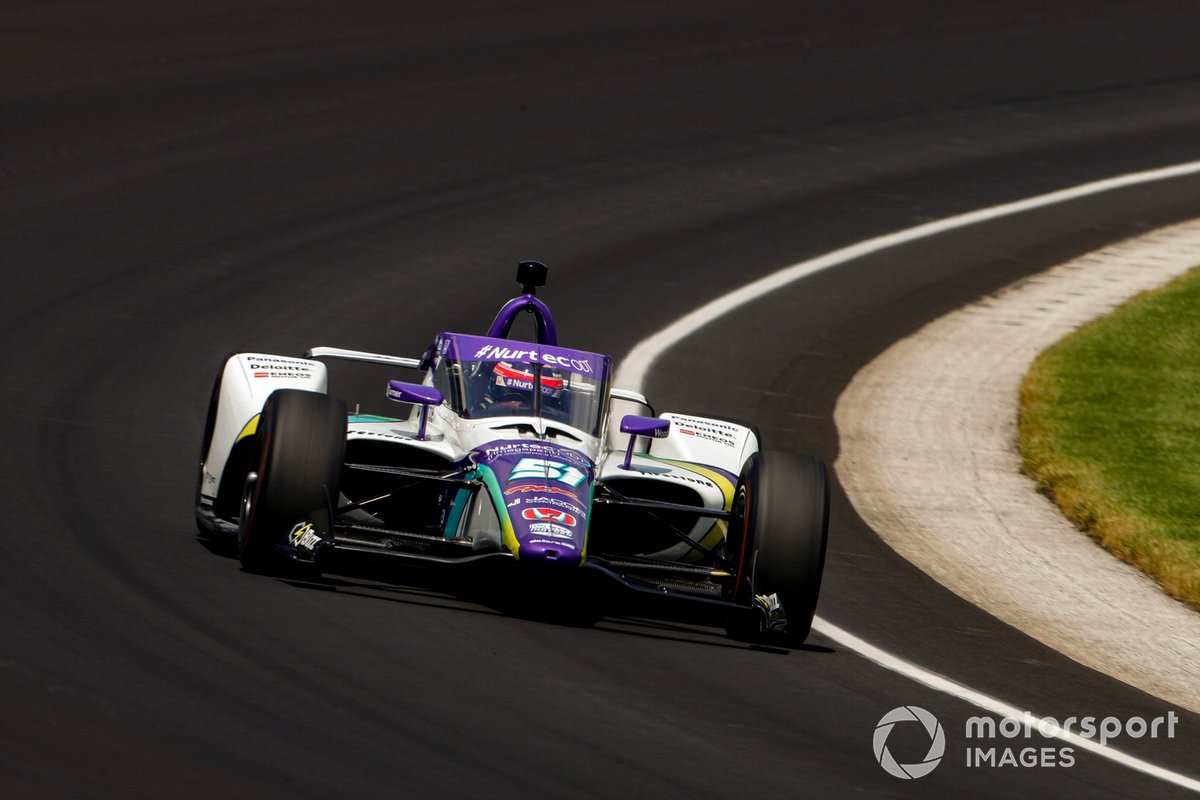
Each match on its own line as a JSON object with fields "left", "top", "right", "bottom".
{"left": 641, "top": 455, "right": 736, "bottom": 509}
{"left": 638, "top": 455, "right": 736, "bottom": 563}
{"left": 235, "top": 414, "right": 261, "bottom": 443}
{"left": 687, "top": 520, "right": 729, "bottom": 563}
{"left": 579, "top": 483, "right": 595, "bottom": 564}
{"left": 477, "top": 466, "right": 520, "bottom": 558}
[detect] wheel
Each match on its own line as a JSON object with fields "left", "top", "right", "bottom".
{"left": 238, "top": 389, "right": 346, "bottom": 574}
{"left": 727, "top": 451, "right": 830, "bottom": 644}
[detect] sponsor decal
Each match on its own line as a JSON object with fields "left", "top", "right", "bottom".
{"left": 474, "top": 344, "right": 536, "bottom": 360}
{"left": 677, "top": 427, "right": 737, "bottom": 447}
{"left": 471, "top": 343, "right": 596, "bottom": 375}
{"left": 509, "top": 457, "right": 587, "bottom": 487}
{"left": 658, "top": 471, "right": 718, "bottom": 490}
{"left": 521, "top": 507, "right": 578, "bottom": 527}
{"left": 672, "top": 415, "right": 741, "bottom": 432}
{"left": 483, "top": 443, "right": 529, "bottom": 461}
{"left": 527, "top": 538, "right": 577, "bottom": 551}
{"left": 493, "top": 362, "right": 564, "bottom": 391}
{"left": 497, "top": 376, "right": 532, "bottom": 391}
{"left": 480, "top": 441, "right": 591, "bottom": 469}
{"left": 481, "top": 442, "right": 535, "bottom": 459}
{"left": 249, "top": 366, "right": 313, "bottom": 379}
{"left": 518, "top": 495, "right": 586, "bottom": 516}
{"left": 528, "top": 522, "right": 573, "bottom": 539}
{"left": 252, "top": 372, "right": 313, "bottom": 379}
{"left": 288, "top": 522, "right": 323, "bottom": 552}
{"left": 671, "top": 416, "right": 739, "bottom": 446}
{"left": 245, "top": 355, "right": 312, "bottom": 365}
{"left": 503, "top": 484, "right": 579, "bottom": 499}
{"left": 494, "top": 374, "right": 562, "bottom": 395}
{"left": 245, "top": 356, "right": 315, "bottom": 380}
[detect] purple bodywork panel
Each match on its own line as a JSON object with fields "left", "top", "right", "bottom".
{"left": 386, "top": 380, "right": 443, "bottom": 440}
{"left": 386, "top": 380, "right": 443, "bottom": 405}
{"left": 473, "top": 439, "right": 594, "bottom": 565}
{"left": 437, "top": 333, "right": 610, "bottom": 383}
{"left": 487, "top": 293, "right": 557, "bottom": 345}
{"left": 620, "top": 416, "right": 670, "bottom": 437}
{"left": 619, "top": 415, "right": 671, "bottom": 470}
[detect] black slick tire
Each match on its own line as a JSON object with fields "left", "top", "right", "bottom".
{"left": 729, "top": 451, "right": 830, "bottom": 644}
{"left": 238, "top": 389, "right": 346, "bottom": 574}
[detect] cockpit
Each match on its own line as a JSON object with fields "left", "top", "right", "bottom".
{"left": 430, "top": 333, "right": 611, "bottom": 437}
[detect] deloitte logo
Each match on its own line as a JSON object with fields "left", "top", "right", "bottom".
{"left": 873, "top": 706, "right": 946, "bottom": 779}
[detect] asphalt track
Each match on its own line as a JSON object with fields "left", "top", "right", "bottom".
{"left": 2, "top": 2, "right": 1199, "bottom": 797}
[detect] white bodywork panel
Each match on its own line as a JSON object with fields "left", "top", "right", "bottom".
{"left": 595, "top": 411, "right": 759, "bottom": 560}
{"left": 651, "top": 413, "right": 759, "bottom": 472}
{"left": 199, "top": 353, "right": 328, "bottom": 502}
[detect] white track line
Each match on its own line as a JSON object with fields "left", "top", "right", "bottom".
{"left": 614, "top": 160, "right": 1200, "bottom": 389}
{"left": 613, "top": 159, "right": 1200, "bottom": 790}
{"left": 822, "top": 618, "right": 1200, "bottom": 792}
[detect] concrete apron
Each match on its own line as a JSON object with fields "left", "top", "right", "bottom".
{"left": 835, "top": 219, "right": 1200, "bottom": 713}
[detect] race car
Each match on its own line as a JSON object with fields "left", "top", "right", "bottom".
{"left": 194, "top": 261, "right": 830, "bottom": 643}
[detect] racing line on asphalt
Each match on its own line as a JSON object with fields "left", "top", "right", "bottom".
{"left": 614, "top": 158, "right": 1200, "bottom": 793}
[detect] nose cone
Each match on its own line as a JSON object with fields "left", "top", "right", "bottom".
{"left": 519, "top": 538, "right": 582, "bottom": 566}
{"left": 512, "top": 501, "right": 586, "bottom": 564}
{"left": 471, "top": 439, "right": 593, "bottom": 565}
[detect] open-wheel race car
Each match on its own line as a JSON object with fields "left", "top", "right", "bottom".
{"left": 195, "top": 262, "right": 830, "bottom": 643}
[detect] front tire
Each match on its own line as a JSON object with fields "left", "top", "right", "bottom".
{"left": 239, "top": 389, "right": 346, "bottom": 574}
{"left": 729, "top": 451, "right": 830, "bottom": 644}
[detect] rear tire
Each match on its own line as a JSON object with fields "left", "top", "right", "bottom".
{"left": 728, "top": 451, "right": 829, "bottom": 644}
{"left": 238, "top": 389, "right": 346, "bottom": 574}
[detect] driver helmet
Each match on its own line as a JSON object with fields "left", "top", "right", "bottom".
{"left": 486, "top": 361, "right": 565, "bottom": 411}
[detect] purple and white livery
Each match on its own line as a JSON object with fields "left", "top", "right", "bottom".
{"left": 195, "top": 262, "right": 830, "bottom": 643}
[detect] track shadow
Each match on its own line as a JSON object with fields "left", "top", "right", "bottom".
{"left": 197, "top": 529, "right": 837, "bottom": 654}
{"left": 276, "top": 566, "right": 839, "bottom": 656}
{"left": 195, "top": 533, "right": 237, "bottom": 558}
{"left": 194, "top": 527, "right": 835, "bottom": 652}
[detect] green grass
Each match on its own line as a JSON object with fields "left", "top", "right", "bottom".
{"left": 1019, "top": 267, "right": 1200, "bottom": 610}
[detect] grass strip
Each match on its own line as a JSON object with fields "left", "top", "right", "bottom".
{"left": 1019, "top": 267, "right": 1200, "bottom": 610}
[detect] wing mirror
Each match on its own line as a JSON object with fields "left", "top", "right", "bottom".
{"left": 620, "top": 414, "right": 670, "bottom": 469}
{"left": 387, "top": 380, "right": 443, "bottom": 441}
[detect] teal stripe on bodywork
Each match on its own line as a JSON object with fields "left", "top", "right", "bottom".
{"left": 580, "top": 481, "right": 596, "bottom": 563}
{"left": 347, "top": 413, "right": 404, "bottom": 423}
{"left": 476, "top": 465, "right": 519, "bottom": 556}
{"left": 443, "top": 484, "right": 473, "bottom": 539}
